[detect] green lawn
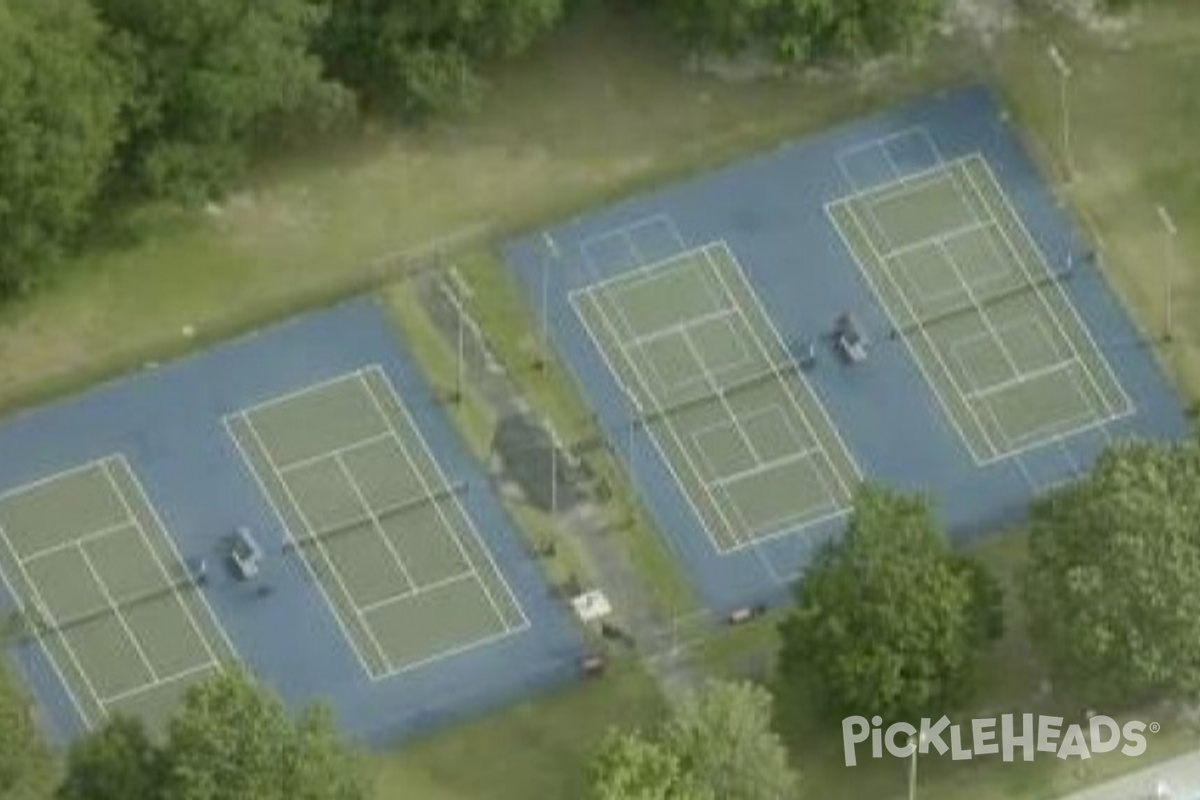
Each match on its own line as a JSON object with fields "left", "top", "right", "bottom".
{"left": 371, "top": 660, "right": 665, "bottom": 800}
{"left": 1, "top": 2, "right": 1198, "bottom": 799}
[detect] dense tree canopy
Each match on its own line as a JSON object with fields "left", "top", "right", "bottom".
{"left": 320, "top": 0, "right": 564, "bottom": 117}
{"left": 57, "top": 671, "right": 367, "bottom": 800}
{"left": 779, "top": 485, "right": 1001, "bottom": 723}
{"left": 92, "top": 0, "right": 351, "bottom": 204}
{"left": 1026, "top": 440, "right": 1200, "bottom": 707}
{"left": 0, "top": 660, "right": 54, "bottom": 799}
{"left": 590, "top": 681, "right": 798, "bottom": 800}
{"left": 0, "top": 0, "right": 127, "bottom": 296}
{"left": 662, "top": 0, "right": 945, "bottom": 64}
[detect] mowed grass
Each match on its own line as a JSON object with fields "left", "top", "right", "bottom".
{"left": 372, "top": 659, "right": 665, "bottom": 800}
{"left": 0, "top": 2, "right": 1198, "bottom": 799}
{"left": 988, "top": 2, "right": 1200, "bottom": 400}
{"left": 0, "top": 5, "right": 978, "bottom": 412}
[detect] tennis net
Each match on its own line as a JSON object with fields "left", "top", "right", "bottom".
{"left": 286, "top": 480, "right": 468, "bottom": 552}
{"left": 635, "top": 362, "right": 798, "bottom": 425}
{"left": 896, "top": 268, "right": 1067, "bottom": 337}
{"left": 22, "top": 572, "right": 200, "bottom": 638}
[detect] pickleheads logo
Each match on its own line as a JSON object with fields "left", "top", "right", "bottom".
{"left": 842, "top": 714, "right": 1156, "bottom": 766}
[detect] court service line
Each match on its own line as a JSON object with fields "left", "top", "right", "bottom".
{"left": 100, "top": 660, "right": 219, "bottom": 707}
{"left": 235, "top": 370, "right": 366, "bottom": 419}
{"left": 359, "top": 571, "right": 477, "bottom": 616}
{"left": 678, "top": 330, "right": 764, "bottom": 463}
{"left": 576, "top": 268, "right": 749, "bottom": 552}
{"left": 964, "top": 360, "right": 1082, "bottom": 403}
{"left": 333, "top": 453, "right": 418, "bottom": 591}
{"left": 115, "top": 456, "right": 240, "bottom": 662}
{"left": 0, "top": 517, "right": 93, "bottom": 729}
{"left": 17, "top": 520, "right": 134, "bottom": 566}
{"left": 100, "top": 460, "right": 224, "bottom": 669}
{"left": 239, "top": 413, "right": 394, "bottom": 677}
{"left": 361, "top": 367, "right": 531, "bottom": 634}
{"left": 879, "top": 218, "right": 994, "bottom": 264}
{"left": 277, "top": 431, "right": 394, "bottom": 475}
{"left": 76, "top": 545, "right": 160, "bottom": 683}
{"left": 702, "top": 242, "right": 863, "bottom": 497}
{"left": 0, "top": 460, "right": 111, "bottom": 505}
{"left": 222, "top": 414, "right": 375, "bottom": 677}
{"left": 0, "top": 519, "right": 104, "bottom": 726}
{"left": 830, "top": 201, "right": 1002, "bottom": 464}
{"left": 626, "top": 306, "right": 740, "bottom": 349}
{"left": 965, "top": 157, "right": 1134, "bottom": 416}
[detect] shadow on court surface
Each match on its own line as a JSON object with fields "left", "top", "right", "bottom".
{"left": 0, "top": 298, "right": 582, "bottom": 744}
{"left": 503, "top": 85, "right": 1191, "bottom": 614}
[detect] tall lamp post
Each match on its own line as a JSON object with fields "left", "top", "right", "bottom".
{"left": 539, "top": 232, "right": 561, "bottom": 371}
{"left": 1157, "top": 204, "right": 1178, "bottom": 343}
{"left": 908, "top": 731, "right": 926, "bottom": 800}
{"left": 1047, "top": 44, "right": 1075, "bottom": 183}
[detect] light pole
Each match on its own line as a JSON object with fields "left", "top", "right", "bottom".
{"left": 908, "top": 731, "right": 925, "bottom": 800}
{"left": 539, "top": 232, "right": 561, "bottom": 371}
{"left": 1157, "top": 204, "right": 1178, "bottom": 343}
{"left": 1047, "top": 44, "right": 1075, "bottom": 183}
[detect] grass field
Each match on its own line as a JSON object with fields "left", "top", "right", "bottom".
{"left": 1, "top": 1, "right": 1198, "bottom": 797}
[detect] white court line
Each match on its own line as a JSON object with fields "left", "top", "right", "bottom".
{"left": 579, "top": 213, "right": 682, "bottom": 269}
{"left": 828, "top": 200, "right": 1003, "bottom": 463}
{"left": 709, "top": 447, "right": 825, "bottom": 491}
{"left": 572, "top": 264, "right": 747, "bottom": 551}
{"left": 100, "top": 459, "right": 226, "bottom": 670}
{"left": 567, "top": 244, "right": 714, "bottom": 300}
{"left": 222, "top": 414, "right": 377, "bottom": 679}
{"left": 0, "top": 518, "right": 105, "bottom": 727}
{"left": 0, "top": 517, "right": 94, "bottom": 729}
{"left": 626, "top": 306, "right": 739, "bottom": 349}
{"left": 100, "top": 660, "right": 219, "bottom": 707}
{"left": 278, "top": 431, "right": 394, "bottom": 474}
{"left": 234, "top": 370, "right": 366, "bottom": 419}
{"left": 880, "top": 218, "right": 994, "bottom": 264}
{"left": 18, "top": 520, "right": 135, "bottom": 565}
{"left": 112, "top": 456, "right": 239, "bottom": 663}
{"left": 936, "top": 239, "right": 1023, "bottom": 378}
{"left": 833, "top": 153, "right": 980, "bottom": 210}
{"left": 702, "top": 242, "right": 864, "bottom": 498}
{"left": 333, "top": 453, "right": 418, "bottom": 591}
{"left": 964, "top": 360, "right": 1082, "bottom": 402}
{"left": 965, "top": 156, "right": 1134, "bottom": 417}
{"left": 239, "top": 411, "right": 394, "bottom": 677}
{"left": 359, "top": 571, "right": 477, "bottom": 616}
{"left": 76, "top": 545, "right": 160, "bottom": 683}
{"left": 362, "top": 367, "right": 530, "bottom": 635}
{"left": 679, "top": 329, "right": 763, "bottom": 463}
{"left": 0, "top": 460, "right": 112, "bottom": 505}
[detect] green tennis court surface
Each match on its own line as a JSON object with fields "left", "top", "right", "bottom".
{"left": 570, "top": 242, "right": 860, "bottom": 553}
{"left": 828, "top": 154, "right": 1132, "bottom": 463}
{"left": 0, "top": 456, "right": 235, "bottom": 730}
{"left": 226, "top": 366, "right": 527, "bottom": 680}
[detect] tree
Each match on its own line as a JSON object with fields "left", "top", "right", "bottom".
{"left": 0, "top": 0, "right": 127, "bottom": 296}
{"left": 662, "top": 0, "right": 945, "bottom": 65}
{"left": 92, "top": 0, "right": 352, "bottom": 205}
{"left": 59, "top": 716, "right": 161, "bottom": 800}
{"left": 591, "top": 733, "right": 711, "bottom": 800}
{"left": 0, "top": 660, "right": 53, "bottom": 799}
{"left": 779, "top": 485, "right": 1000, "bottom": 723}
{"left": 1025, "top": 440, "right": 1200, "bottom": 707}
{"left": 320, "top": 0, "right": 565, "bottom": 117}
{"left": 161, "top": 671, "right": 367, "bottom": 800}
{"left": 590, "top": 681, "right": 797, "bottom": 800}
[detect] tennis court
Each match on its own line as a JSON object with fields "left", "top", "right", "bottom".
{"left": 226, "top": 365, "right": 528, "bottom": 680}
{"left": 0, "top": 456, "right": 235, "bottom": 730}
{"left": 569, "top": 242, "right": 860, "bottom": 553}
{"left": 828, "top": 153, "right": 1132, "bottom": 463}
